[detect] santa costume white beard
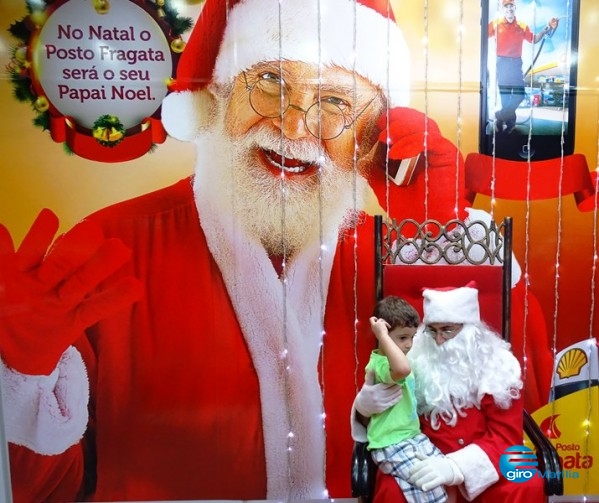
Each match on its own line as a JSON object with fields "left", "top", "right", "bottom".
{"left": 408, "top": 323, "right": 523, "bottom": 430}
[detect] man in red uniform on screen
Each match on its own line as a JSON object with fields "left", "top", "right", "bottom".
{"left": 0, "top": 0, "right": 552, "bottom": 501}
{"left": 488, "top": 0, "right": 558, "bottom": 133}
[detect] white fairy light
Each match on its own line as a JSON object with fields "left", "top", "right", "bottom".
{"left": 422, "top": 0, "right": 430, "bottom": 219}
{"left": 579, "top": 82, "right": 599, "bottom": 497}
{"left": 454, "top": 0, "right": 464, "bottom": 219}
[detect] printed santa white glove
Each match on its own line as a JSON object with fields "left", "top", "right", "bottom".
{"left": 354, "top": 369, "right": 403, "bottom": 417}
{"left": 409, "top": 454, "right": 464, "bottom": 491}
{"left": 0, "top": 209, "right": 143, "bottom": 375}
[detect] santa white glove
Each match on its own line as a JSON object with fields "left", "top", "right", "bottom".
{"left": 409, "top": 455, "right": 464, "bottom": 491}
{"left": 355, "top": 369, "right": 403, "bottom": 417}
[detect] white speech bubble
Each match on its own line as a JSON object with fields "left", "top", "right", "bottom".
{"left": 32, "top": 0, "right": 173, "bottom": 129}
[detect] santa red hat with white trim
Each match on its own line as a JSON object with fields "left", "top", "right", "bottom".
{"left": 422, "top": 282, "right": 481, "bottom": 325}
{"left": 161, "top": 0, "right": 410, "bottom": 141}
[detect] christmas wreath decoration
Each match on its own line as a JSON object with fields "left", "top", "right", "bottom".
{"left": 7, "top": 0, "right": 193, "bottom": 157}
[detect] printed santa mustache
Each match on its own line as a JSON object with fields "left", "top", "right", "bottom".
{"left": 192, "top": 101, "right": 369, "bottom": 256}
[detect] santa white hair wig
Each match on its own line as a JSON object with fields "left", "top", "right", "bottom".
{"left": 408, "top": 322, "right": 523, "bottom": 430}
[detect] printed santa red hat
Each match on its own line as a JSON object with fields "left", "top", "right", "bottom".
{"left": 161, "top": 0, "right": 410, "bottom": 141}
{"left": 422, "top": 281, "right": 481, "bottom": 325}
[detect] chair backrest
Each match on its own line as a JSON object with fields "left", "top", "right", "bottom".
{"left": 374, "top": 215, "right": 513, "bottom": 341}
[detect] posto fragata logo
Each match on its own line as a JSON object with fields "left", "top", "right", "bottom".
{"left": 499, "top": 445, "right": 539, "bottom": 483}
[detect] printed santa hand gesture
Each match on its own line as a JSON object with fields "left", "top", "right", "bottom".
{"left": 363, "top": 106, "right": 469, "bottom": 225}
{"left": 409, "top": 453, "right": 464, "bottom": 491}
{"left": 376, "top": 107, "right": 458, "bottom": 170}
{"left": 0, "top": 209, "right": 143, "bottom": 375}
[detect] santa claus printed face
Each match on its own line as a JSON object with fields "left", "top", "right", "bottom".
{"left": 223, "top": 60, "right": 383, "bottom": 175}
{"left": 194, "top": 59, "right": 384, "bottom": 256}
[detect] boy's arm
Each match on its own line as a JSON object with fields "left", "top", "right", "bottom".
{"left": 378, "top": 334, "right": 411, "bottom": 381}
{"left": 370, "top": 317, "right": 411, "bottom": 382}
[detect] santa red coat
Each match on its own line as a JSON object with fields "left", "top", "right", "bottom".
{"left": 7, "top": 176, "right": 552, "bottom": 502}
{"left": 373, "top": 395, "right": 546, "bottom": 502}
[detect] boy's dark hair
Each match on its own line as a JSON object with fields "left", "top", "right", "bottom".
{"left": 372, "top": 296, "right": 420, "bottom": 330}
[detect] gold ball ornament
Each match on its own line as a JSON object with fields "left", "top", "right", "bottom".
{"left": 165, "top": 77, "right": 176, "bottom": 91}
{"left": 170, "top": 38, "right": 186, "bottom": 54}
{"left": 29, "top": 10, "right": 48, "bottom": 27}
{"left": 14, "top": 46, "right": 28, "bottom": 63}
{"left": 93, "top": 0, "right": 111, "bottom": 15}
{"left": 34, "top": 96, "right": 50, "bottom": 112}
{"left": 155, "top": 0, "right": 166, "bottom": 17}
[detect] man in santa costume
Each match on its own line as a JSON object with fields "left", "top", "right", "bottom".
{"left": 0, "top": 0, "right": 552, "bottom": 501}
{"left": 353, "top": 283, "right": 545, "bottom": 501}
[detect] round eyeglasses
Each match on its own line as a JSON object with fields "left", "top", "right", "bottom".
{"left": 243, "top": 71, "right": 377, "bottom": 140}
{"left": 423, "top": 324, "right": 464, "bottom": 340}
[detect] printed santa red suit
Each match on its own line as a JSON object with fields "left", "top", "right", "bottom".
{"left": 5, "top": 176, "right": 550, "bottom": 502}
{"left": 4, "top": 177, "right": 376, "bottom": 501}
{"left": 0, "top": 170, "right": 480, "bottom": 500}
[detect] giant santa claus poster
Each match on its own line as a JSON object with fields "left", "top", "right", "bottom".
{"left": 0, "top": 0, "right": 597, "bottom": 501}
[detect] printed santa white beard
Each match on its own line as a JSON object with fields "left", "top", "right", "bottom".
{"left": 195, "top": 115, "right": 367, "bottom": 256}
{"left": 189, "top": 112, "right": 368, "bottom": 497}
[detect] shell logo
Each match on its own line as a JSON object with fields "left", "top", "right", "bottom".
{"left": 557, "top": 348, "right": 588, "bottom": 379}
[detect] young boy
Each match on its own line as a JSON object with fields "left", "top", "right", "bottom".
{"left": 366, "top": 295, "right": 448, "bottom": 503}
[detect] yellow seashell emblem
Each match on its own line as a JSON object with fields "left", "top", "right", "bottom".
{"left": 556, "top": 348, "right": 588, "bottom": 379}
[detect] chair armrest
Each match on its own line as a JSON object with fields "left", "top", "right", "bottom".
{"left": 523, "top": 409, "right": 564, "bottom": 495}
{"left": 351, "top": 441, "right": 376, "bottom": 502}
